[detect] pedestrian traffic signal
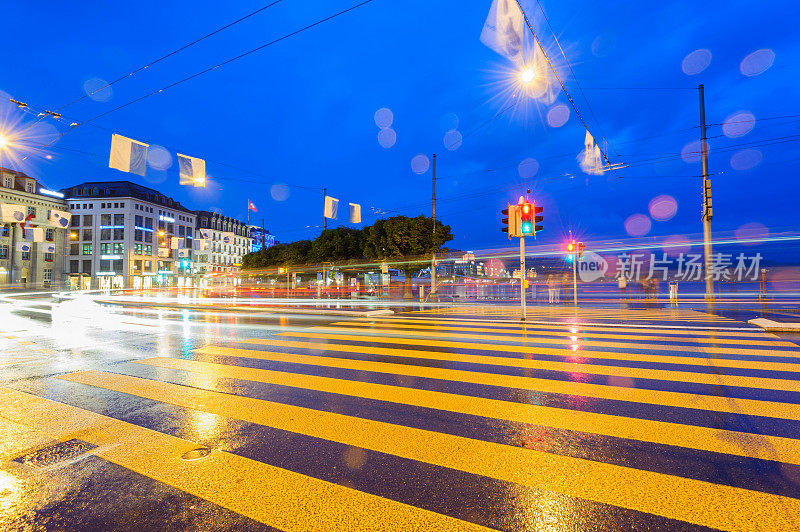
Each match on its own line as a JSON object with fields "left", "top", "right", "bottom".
{"left": 577, "top": 241, "right": 585, "bottom": 259}
{"left": 501, "top": 203, "right": 519, "bottom": 239}
{"left": 533, "top": 204, "right": 543, "bottom": 234}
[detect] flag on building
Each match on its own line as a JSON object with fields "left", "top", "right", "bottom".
{"left": 324, "top": 196, "right": 339, "bottom": 219}
{"left": 177, "top": 154, "right": 206, "bottom": 187}
{"left": 221, "top": 232, "right": 235, "bottom": 245}
{"left": 480, "top": 0, "right": 525, "bottom": 62}
{"left": 49, "top": 209, "right": 72, "bottom": 228}
{"left": 43, "top": 242, "right": 56, "bottom": 253}
{"left": 109, "top": 134, "right": 149, "bottom": 176}
{"left": 0, "top": 204, "right": 26, "bottom": 223}
{"left": 23, "top": 227, "right": 44, "bottom": 242}
{"left": 16, "top": 241, "right": 31, "bottom": 253}
{"left": 348, "top": 203, "right": 361, "bottom": 224}
{"left": 199, "top": 228, "right": 213, "bottom": 240}
{"left": 248, "top": 199, "right": 257, "bottom": 212}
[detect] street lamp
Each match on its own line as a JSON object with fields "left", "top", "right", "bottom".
{"left": 0, "top": 134, "right": 8, "bottom": 148}
{"left": 519, "top": 66, "right": 536, "bottom": 85}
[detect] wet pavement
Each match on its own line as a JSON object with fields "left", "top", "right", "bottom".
{"left": 2, "top": 296, "right": 800, "bottom": 530}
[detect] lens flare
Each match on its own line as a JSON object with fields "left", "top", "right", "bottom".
{"left": 520, "top": 66, "right": 536, "bottom": 84}
{"left": 648, "top": 195, "right": 678, "bottom": 221}
{"left": 518, "top": 157, "right": 539, "bottom": 179}
{"left": 722, "top": 111, "right": 755, "bottom": 138}
{"left": 740, "top": 49, "right": 775, "bottom": 76}
{"left": 730, "top": 149, "right": 762, "bottom": 171}
{"left": 410, "top": 154, "right": 430, "bottom": 174}
{"left": 377, "top": 128, "right": 396, "bottom": 148}
{"left": 374, "top": 107, "right": 393, "bottom": 129}
{"left": 682, "top": 49, "right": 712, "bottom": 75}
{"left": 546, "top": 104, "right": 569, "bottom": 127}
{"left": 625, "top": 214, "right": 651, "bottom": 237}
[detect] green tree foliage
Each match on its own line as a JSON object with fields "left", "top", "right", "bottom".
{"left": 241, "top": 215, "right": 451, "bottom": 269}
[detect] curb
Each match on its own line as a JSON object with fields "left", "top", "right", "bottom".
{"left": 748, "top": 318, "right": 800, "bottom": 332}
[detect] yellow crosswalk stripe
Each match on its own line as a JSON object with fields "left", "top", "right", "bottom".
{"left": 335, "top": 321, "right": 795, "bottom": 347}
{"left": 409, "top": 306, "right": 734, "bottom": 321}
{"left": 225, "top": 343, "right": 800, "bottom": 420}
{"left": 272, "top": 332, "right": 800, "bottom": 371}
{"left": 366, "top": 316, "right": 780, "bottom": 338}
{"left": 0, "top": 387, "right": 486, "bottom": 531}
{"left": 140, "top": 355, "right": 800, "bottom": 466}
{"left": 304, "top": 326, "right": 800, "bottom": 357}
{"left": 55, "top": 370, "right": 800, "bottom": 531}
{"left": 235, "top": 339, "right": 800, "bottom": 391}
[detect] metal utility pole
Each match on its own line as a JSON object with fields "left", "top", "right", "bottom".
{"left": 261, "top": 218, "right": 266, "bottom": 249}
{"left": 431, "top": 154, "right": 437, "bottom": 297}
{"left": 323, "top": 187, "right": 327, "bottom": 230}
{"left": 699, "top": 84, "right": 714, "bottom": 301}
{"left": 520, "top": 235, "right": 526, "bottom": 320}
{"left": 572, "top": 255, "right": 578, "bottom": 306}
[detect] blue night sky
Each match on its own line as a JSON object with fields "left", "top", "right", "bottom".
{"left": 1, "top": 0, "right": 798, "bottom": 252}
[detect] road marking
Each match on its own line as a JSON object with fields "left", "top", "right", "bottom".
{"left": 140, "top": 355, "right": 800, "bottom": 466}
{"left": 304, "top": 326, "right": 800, "bottom": 357}
{"left": 272, "top": 332, "right": 800, "bottom": 370}
{"left": 55, "top": 370, "right": 800, "bottom": 531}
{"left": 234, "top": 339, "right": 800, "bottom": 391}
{"left": 219, "top": 343, "right": 800, "bottom": 420}
{"left": 0, "top": 387, "right": 487, "bottom": 531}
{"left": 337, "top": 320, "right": 795, "bottom": 347}
{"left": 384, "top": 315, "right": 767, "bottom": 334}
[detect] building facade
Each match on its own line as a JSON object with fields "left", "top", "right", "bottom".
{"left": 248, "top": 225, "right": 276, "bottom": 253}
{"left": 63, "top": 181, "right": 196, "bottom": 289}
{"left": 195, "top": 211, "right": 252, "bottom": 275}
{"left": 0, "top": 168, "right": 70, "bottom": 288}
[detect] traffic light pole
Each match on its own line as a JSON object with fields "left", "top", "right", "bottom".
{"left": 699, "top": 84, "right": 714, "bottom": 302}
{"left": 520, "top": 236, "right": 526, "bottom": 321}
{"left": 431, "top": 154, "right": 437, "bottom": 298}
{"left": 572, "top": 255, "right": 577, "bottom": 306}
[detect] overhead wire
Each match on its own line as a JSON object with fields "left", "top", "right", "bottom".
{"left": 57, "top": 0, "right": 285, "bottom": 110}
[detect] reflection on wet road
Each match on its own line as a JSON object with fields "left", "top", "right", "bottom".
{"left": 2, "top": 303, "right": 800, "bottom": 530}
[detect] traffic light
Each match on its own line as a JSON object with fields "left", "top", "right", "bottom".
{"left": 566, "top": 240, "right": 576, "bottom": 262}
{"left": 501, "top": 204, "right": 519, "bottom": 239}
{"left": 278, "top": 267, "right": 287, "bottom": 274}
{"left": 519, "top": 201, "right": 533, "bottom": 236}
{"left": 577, "top": 242, "right": 585, "bottom": 259}
{"left": 534, "top": 204, "right": 543, "bottom": 234}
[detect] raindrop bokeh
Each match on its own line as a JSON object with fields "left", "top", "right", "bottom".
{"left": 681, "top": 140, "right": 704, "bottom": 163}
{"left": 374, "top": 107, "right": 393, "bottom": 129}
{"left": 147, "top": 145, "right": 172, "bottom": 170}
{"left": 624, "top": 214, "right": 652, "bottom": 237}
{"left": 83, "top": 77, "right": 113, "bottom": 102}
{"left": 270, "top": 183, "right": 290, "bottom": 201}
{"left": 546, "top": 104, "right": 569, "bottom": 127}
{"left": 662, "top": 235, "right": 691, "bottom": 257}
{"left": 722, "top": 111, "right": 755, "bottom": 138}
{"left": 730, "top": 148, "right": 762, "bottom": 171}
{"left": 735, "top": 222, "right": 769, "bottom": 244}
{"left": 682, "top": 49, "right": 712, "bottom": 75}
{"left": 410, "top": 154, "right": 430, "bottom": 174}
{"left": 740, "top": 49, "right": 775, "bottom": 76}
{"left": 377, "top": 128, "right": 396, "bottom": 148}
{"left": 443, "top": 129, "right": 462, "bottom": 150}
{"left": 648, "top": 195, "right": 678, "bottom": 221}
{"left": 517, "top": 157, "right": 539, "bottom": 179}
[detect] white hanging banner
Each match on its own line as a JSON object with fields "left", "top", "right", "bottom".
{"left": 109, "top": 134, "right": 149, "bottom": 176}
{"left": 16, "top": 241, "right": 31, "bottom": 253}
{"left": 221, "top": 232, "right": 235, "bottom": 245}
{"left": 177, "top": 153, "right": 206, "bottom": 187}
{"left": 348, "top": 203, "right": 361, "bottom": 224}
{"left": 49, "top": 209, "right": 72, "bottom": 228}
{"left": 324, "top": 196, "right": 339, "bottom": 219}
{"left": 1, "top": 204, "right": 26, "bottom": 223}
{"left": 480, "top": 0, "right": 525, "bottom": 63}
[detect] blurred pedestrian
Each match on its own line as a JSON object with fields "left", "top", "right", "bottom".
{"left": 617, "top": 272, "right": 628, "bottom": 301}
{"left": 547, "top": 274, "right": 557, "bottom": 303}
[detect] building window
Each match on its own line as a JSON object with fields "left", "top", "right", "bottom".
{"left": 84, "top": 214, "right": 93, "bottom": 226}
{"left": 144, "top": 245, "right": 152, "bottom": 256}
{"left": 4, "top": 177, "right": 12, "bottom": 188}
{"left": 0, "top": 245, "right": 7, "bottom": 259}
{"left": 71, "top": 215, "right": 80, "bottom": 227}
{"left": 135, "top": 243, "right": 143, "bottom": 255}
{"left": 45, "top": 228, "right": 54, "bottom": 241}
{"left": 83, "top": 228, "right": 92, "bottom": 241}
{"left": 1, "top": 225, "right": 8, "bottom": 237}
{"left": 113, "top": 243, "right": 124, "bottom": 255}
{"left": 27, "top": 206, "right": 36, "bottom": 218}
{"left": 101, "top": 228, "right": 111, "bottom": 240}
{"left": 101, "top": 214, "right": 111, "bottom": 226}
{"left": 114, "top": 214, "right": 124, "bottom": 226}
{"left": 99, "top": 243, "right": 111, "bottom": 255}
{"left": 83, "top": 260, "right": 91, "bottom": 274}
{"left": 144, "top": 260, "right": 152, "bottom": 270}
{"left": 70, "top": 260, "right": 79, "bottom": 274}
{"left": 70, "top": 243, "right": 79, "bottom": 255}
{"left": 113, "top": 228, "right": 124, "bottom": 240}
{"left": 44, "top": 253, "right": 53, "bottom": 262}
{"left": 120, "top": 202, "right": 124, "bottom": 208}
{"left": 82, "top": 244, "right": 92, "bottom": 255}
{"left": 21, "top": 250, "right": 30, "bottom": 261}
{"left": 26, "top": 182, "right": 34, "bottom": 193}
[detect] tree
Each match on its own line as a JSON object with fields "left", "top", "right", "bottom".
{"left": 241, "top": 215, "right": 452, "bottom": 269}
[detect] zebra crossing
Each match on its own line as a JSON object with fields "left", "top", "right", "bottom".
{"left": 2, "top": 305, "right": 800, "bottom": 530}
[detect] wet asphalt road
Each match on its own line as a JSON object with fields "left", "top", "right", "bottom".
{"left": 2, "top": 297, "right": 800, "bottom": 531}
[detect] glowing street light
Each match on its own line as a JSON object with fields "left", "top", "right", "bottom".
{"left": 0, "top": 134, "right": 9, "bottom": 149}
{"left": 519, "top": 66, "right": 536, "bottom": 85}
